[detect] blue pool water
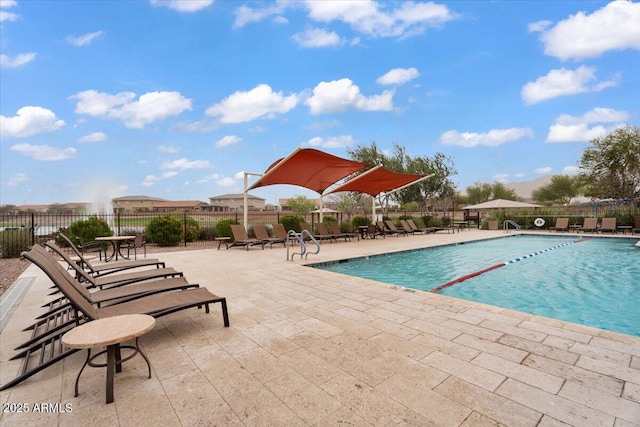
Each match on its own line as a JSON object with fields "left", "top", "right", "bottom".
{"left": 313, "top": 235, "right": 640, "bottom": 336}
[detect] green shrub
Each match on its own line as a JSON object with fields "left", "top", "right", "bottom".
{"left": 427, "top": 217, "right": 443, "bottom": 227}
{"left": 185, "top": 217, "right": 200, "bottom": 242}
{"left": 199, "top": 226, "right": 217, "bottom": 241}
{"left": 0, "top": 229, "right": 32, "bottom": 258}
{"left": 68, "top": 216, "right": 112, "bottom": 247}
{"left": 351, "top": 216, "right": 370, "bottom": 228}
{"left": 280, "top": 215, "right": 304, "bottom": 233}
{"left": 146, "top": 216, "right": 182, "bottom": 246}
{"left": 215, "top": 219, "right": 238, "bottom": 238}
{"left": 53, "top": 227, "right": 71, "bottom": 247}
{"left": 440, "top": 216, "right": 451, "bottom": 227}
{"left": 120, "top": 227, "right": 145, "bottom": 236}
{"left": 421, "top": 216, "right": 433, "bottom": 227}
{"left": 338, "top": 221, "right": 352, "bottom": 233}
{"left": 413, "top": 218, "right": 427, "bottom": 228}
{"left": 322, "top": 215, "right": 337, "bottom": 223}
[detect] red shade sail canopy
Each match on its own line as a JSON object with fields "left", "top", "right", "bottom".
{"left": 325, "top": 165, "right": 430, "bottom": 197}
{"left": 248, "top": 147, "right": 368, "bottom": 194}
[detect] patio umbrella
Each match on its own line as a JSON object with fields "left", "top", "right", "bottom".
{"left": 463, "top": 199, "right": 541, "bottom": 210}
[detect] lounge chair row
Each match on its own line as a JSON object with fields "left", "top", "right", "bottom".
{"left": 549, "top": 217, "right": 634, "bottom": 234}
{"left": 1, "top": 236, "right": 229, "bottom": 392}
{"left": 225, "top": 219, "right": 457, "bottom": 251}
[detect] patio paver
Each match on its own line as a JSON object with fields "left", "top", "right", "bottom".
{"left": 1, "top": 230, "right": 639, "bottom": 426}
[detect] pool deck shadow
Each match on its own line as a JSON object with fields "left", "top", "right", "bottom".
{"left": 1, "top": 230, "right": 639, "bottom": 426}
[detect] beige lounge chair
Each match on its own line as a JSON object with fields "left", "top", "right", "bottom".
{"left": 32, "top": 245, "right": 200, "bottom": 318}
{"left": 252, "top": 224, "right": 286, "bottom": 248}
{"left": 376, "top": 221, "right": 397, "bottom": 237}
{"left": 549, "top": 218, "right": 569, "bottom": 232}
{"left": 77, "top": 236, "right": 106, "bottom": 260}
{"left": 599, "top": 217, "right": 617, "bottom": 234}
{"left": 407, "top": 219, "right": 434, "bottom": 234}
{"left": 384, "top": 220, "right": 408, "bottom": 236}
{"left": 315, "top": 222, "right": 337, "bottom": 242}
{"left": 327, "top": 221, "right": 356, "bottom": 241}
{"left": 46, "top": 242, "right": 183, "bottom": 290}
{"left": 230, "top": 224, "right": 266, "bottom": 250}
{"left": 577, "top": 217, "right": 598, "bottom": 233}
{"left": 5, "top": 246, "right": 229, "bottom": 392}
{"left": 56, "top": 233, "right": 163, "bottom": 277}
{"left": 400, "top": 219, "right": 423, "bottom": 235}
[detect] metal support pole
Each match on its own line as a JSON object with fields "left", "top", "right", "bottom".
{"left": 243, "top": 172, "right": 264, "bottom": 229}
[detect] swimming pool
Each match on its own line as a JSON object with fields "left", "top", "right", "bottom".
{"left": 313, "top": 235, "right": 640, "bottom": 337}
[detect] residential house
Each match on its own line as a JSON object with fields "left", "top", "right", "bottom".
{"left": 209, "top": 193, "right": 265, "bottom": 211}
{"left": 112, "top": 196, "right": 168, "bottom": 213}
{"left": 152, "top": 200, "right": 210, "bottom": 212}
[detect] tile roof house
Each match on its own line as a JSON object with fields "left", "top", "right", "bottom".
{"left": 112, "top": 196, "right": 168, "bottom": 213}
{"left": 152, "top": 200, "right": 210, "bottom": 212}
{"left": 209, "top": 193, "right": 265, "bottom": 212}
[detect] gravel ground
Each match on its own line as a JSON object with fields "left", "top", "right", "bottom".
{"left": 0, "top": 242, "right": 218, "bottom": 297}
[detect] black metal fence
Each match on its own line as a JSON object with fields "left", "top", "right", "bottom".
{"left": 0, "top": 211, "right": 348, "bottom": 258}
{"left": 2, "top": 206, "right": 637, "bottom": 258}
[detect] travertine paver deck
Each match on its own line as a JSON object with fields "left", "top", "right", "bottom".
{"left": 1, "top": 230, "right": 639, "bottom": 426}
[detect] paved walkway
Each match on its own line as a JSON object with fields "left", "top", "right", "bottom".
{"left": 1, "top": 230, "right": 639, "bottom": 426}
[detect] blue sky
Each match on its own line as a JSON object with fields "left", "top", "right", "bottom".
{"left": 1, "top": 0, "right": 639, "bottom": 207}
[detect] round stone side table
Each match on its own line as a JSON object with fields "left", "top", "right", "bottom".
{"left": 62, "top": 314, "right": 156, "bottom": 404}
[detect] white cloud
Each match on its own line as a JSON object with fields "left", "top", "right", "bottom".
{"left": 10, "top": 143, "right": 77, "bottom": 161}
{"left": 160, "top": 157, "right": 210, "bottom": 170}
{"left": 305, "top": 0, "right": 455, "bottom": 38}
{"left": 233, "top": 3, "right": 292, "bottom": 28}
{"left": 141, "top": 171, "right": 179, "bottom": 187}
{"left": 117, "top": 91, "right": 193, "bottom": 128}
{"left": 206, "top": 84, "right": 298, "bottom": 124}
{"left": 71, "top": 90, "right": 135, "bottom": 116}
{"left": 292, "top": 28, "right": 343, "bottom": 48}
{"left": 563, "top": 166, "right": 580, "bottom": 175}
{"left": 233, "top": 1, "right": 455, "bottom": 38}
{"left": 493, "top": 173, "right": 510, "bottom": 183}
{"left": 439, "top": 127, "right": 534, "bottom": 147}
{"left": 306, "top": 78, "right": 394, "bottom": 114}
{"left": 79, "top": 132, "right": 107, "bottom": 143}
{"left": 150, "top": 0, "right": 214, "bottom": 13}
{"left": 7, "top": 173, "right": 27, "bottom": 187}
{"left": 534, "top": 167, "right": 552, "bottom": 175}
{"left": 0, "top": 0, "right": 19, "bottom": 23}
{"left": 0, "top": 10, "right": 18, "bottom": 22}
{"left": 70, "top": 90, "right": 192, "bottom": 128}
{"left": 546, "top": 107, "right": 629, "bottom": 143}
{"left": 66, "top": 31, "right": 104, "bottom": 47}
{"left": 376, "top": 67, "right": 419, "bottom": 85}
{"left": 0, "top": 52, "right": 37, "bottom": 68}
{"left": 216, "top": 177, "right": 235, "bottom": 187}
{"left": 527, "top": 20, "right": 551, "bottom": 33}
{"left": 521, "top": 65, "right": 617, "bottom": 105}
{"left": 215, "top": 135, "right": 242, "bottom": 148}
{"left": 158, "top": 144, "right": 179, "bottom": 153}
{"left": 304, "top": 134, "right": 355, "bottom": 148}
{"left": 1, "top": 106, "right": 65, "bottom": 137}
{"left": 538, "top": 1, "right": 640, "bottom": 60}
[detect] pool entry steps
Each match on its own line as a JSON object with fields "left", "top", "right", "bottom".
{"left": 430, "top": 238, "right": 591, "bottom": 293}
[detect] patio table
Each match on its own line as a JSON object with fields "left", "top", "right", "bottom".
{"left": 96, "top": 235, "right": 135, "bottom": 261}
{"left": 62, "top": 314, "right": 155, "bottom": 404}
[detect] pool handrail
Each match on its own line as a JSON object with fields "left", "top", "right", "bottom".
{"left": 503, "top": 220, "right": 521, "bottom": 233}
